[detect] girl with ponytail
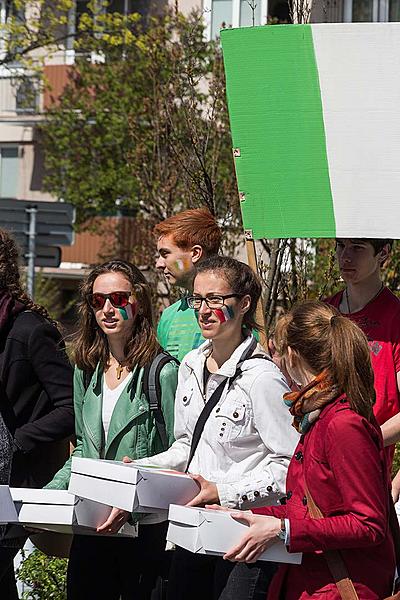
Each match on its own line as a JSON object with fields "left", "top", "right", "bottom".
{"left": 219, "top": 300, "right": 396, "bottom": 599}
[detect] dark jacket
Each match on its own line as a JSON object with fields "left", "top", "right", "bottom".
{"left": 0, "top": 310, "right": 74, "bottom": 488}
{"left": 255, "top": 396, "right": 395, "bottom": 599}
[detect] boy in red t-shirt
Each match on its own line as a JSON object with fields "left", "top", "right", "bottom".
{"left": 327, "top": 239, "right": 400, "bottom": 495}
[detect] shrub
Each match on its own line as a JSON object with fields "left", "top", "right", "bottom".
{"left": 16, "top": 549, "right": 67, "bottom": 600}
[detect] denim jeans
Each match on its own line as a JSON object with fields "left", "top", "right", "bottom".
{"left": 167, "top": 546, "right": 277, "bottom": 600}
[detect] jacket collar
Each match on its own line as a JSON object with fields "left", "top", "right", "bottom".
{"left": 178, "top": 296, "right": 190, "bottom": 311}
{"left": 82, "top": 364, "right": 146, "bottom": 455}
{"left": 184, "top": 334, "right": 257, "bottom": 379}
{"left": 318, "top": 393, "right": 348, "bottom": 420}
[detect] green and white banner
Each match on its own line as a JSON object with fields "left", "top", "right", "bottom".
{"left": 221, "top": 24, "right": 400, "bottom": 239}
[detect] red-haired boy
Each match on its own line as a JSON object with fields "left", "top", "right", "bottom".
{"left": 154, "top": 208, "right": 221, "bottom": 361}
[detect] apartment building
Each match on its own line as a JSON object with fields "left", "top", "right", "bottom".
{"left": 0, "top": 0, "right": 167, "bottom": 275}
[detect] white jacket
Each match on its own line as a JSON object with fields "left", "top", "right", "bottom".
{"left": 137, "top": 335, "right": 299, "bottom": 509}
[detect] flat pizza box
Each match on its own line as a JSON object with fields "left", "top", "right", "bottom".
{"left": 8, "top": 487, "right": 137, "bottom": 537}
{"left": 0, "top": 485, "right": 19, "bottom": 524}
{"left": 167, "top": 504, "right": 302, "bottom": 565}
{"left": 68, "top": 457, "right": 199, "bottom": 513}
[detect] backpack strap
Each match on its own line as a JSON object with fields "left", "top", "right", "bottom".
{"left": 142, "top": 351, "right": 180, "bottom": 449}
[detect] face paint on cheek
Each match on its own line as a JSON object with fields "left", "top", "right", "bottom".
{"left": 213, "top": 305, "right": 235, "bottom": 324}
{"left": 118, "top": 301, "right": 137, "bottom": 321}
{"left": 174, "top": 257, "right": 192, "bottom": 272}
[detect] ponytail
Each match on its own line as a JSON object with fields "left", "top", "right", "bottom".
{"left": 329, "top": 315, "right": 375, "bottom": 419}
{"left": 274, "top": 300, "right": 375, "bottom": 420}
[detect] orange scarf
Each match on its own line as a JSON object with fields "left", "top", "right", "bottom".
{"left": 283, "top": 370, "right": 340, "bottom": 433}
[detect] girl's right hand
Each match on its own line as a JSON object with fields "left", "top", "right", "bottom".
{"left": 223, "top": 513, "right": 281, "bottom": 563}
{"left": 96, "top": 507, "right": 130, "bottom": 534}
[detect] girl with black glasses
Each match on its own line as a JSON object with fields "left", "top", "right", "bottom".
{"left": 130, "top": 255, "right": 299, "bottom": 600}
{"left": 46, "top": 260, "right": 178, "bottom": 600}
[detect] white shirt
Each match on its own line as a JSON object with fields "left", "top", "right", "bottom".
{"left": 135, "top": 336, "right": 299, "bottom": 509}
{"left": 102, "top": 372, "right": 133, "bottom": 441}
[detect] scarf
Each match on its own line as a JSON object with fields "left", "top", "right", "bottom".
{"left": 284, "top": 370, "right": 340, "bottom": 434}
{"left": 0, "top": 291, "right": 25, "bottom": 337}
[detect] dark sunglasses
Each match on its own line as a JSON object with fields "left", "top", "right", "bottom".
{"left": 87, "top": 291, "right": 132, "bottom": 310}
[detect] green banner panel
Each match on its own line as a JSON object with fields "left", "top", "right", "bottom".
{"left": 221, "top": 25, "right": 335, "bottom": 239}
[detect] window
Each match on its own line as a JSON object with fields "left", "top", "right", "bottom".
{"left": 0, "top": 0, "right": 25, "bottom": 24}
{"left": 205, "top": 0, "right": 268, "bottom": 40}
{"left": 15, "top": 79, "right": 39, "bottom": 114}
{"left": 240, "top": 0, "right": 262, "bottom": 25}
{"left": 389, "top": 0, "right": 400, "bottom": 19}
{"left": 352, "top": 0, "right": 374, "bottom": 20}
{"left": 66, "top": 0, "right": 137, "bottom": 53}
{"left": 0, "top": 147, "right": 19, "bottom": 198}
{"left": 76, "top": 0, "right": 91, "bottom": 24}
{"left": 211, "top": 0, "right": 233, "bottom": 38}
{"left": 268, "top": 0, "right": 290, "bottom": 22}
{"left": 0, "top": 0, "right": 26, "bottom": 66}
{"left": 344, "top": 0, "right": 400, "bottom": 21}
{"left": 107, "top": 0, "right": 135, "bottom": 15}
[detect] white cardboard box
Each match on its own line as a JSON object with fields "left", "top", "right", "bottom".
{"left": 68, "top": 457, "right": 199, "bottom": 513}
{"left": 167, "top": 504, "right": 302, "bottom": 565}
{"left": 8, "top": 487, "right": 137, "bottom": 537}
{"left": 0, "top": 485, "right": 19, "bottom": 524}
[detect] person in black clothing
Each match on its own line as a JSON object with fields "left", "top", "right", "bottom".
{"left": 0, "top": 228, "right": 74, "bottom": 599}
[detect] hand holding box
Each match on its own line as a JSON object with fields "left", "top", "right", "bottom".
{"left": 167, "top": 504, "right": 302, "bottom": 565}
{"left": 68, "top": 457, "right": 200, "bottom": 513}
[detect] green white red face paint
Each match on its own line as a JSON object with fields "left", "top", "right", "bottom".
{"left": 213, "top": 305, "right": 235, "bottom": 323}
{"left": 194, "top": 305, "right": 234, "bottom": 324}
{"left": 118, "top": 301, "right": 136, "bottom": 321}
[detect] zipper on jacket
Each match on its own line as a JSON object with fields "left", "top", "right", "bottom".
{"left": 186, "top": 364, "right": 207, "bottom": 403}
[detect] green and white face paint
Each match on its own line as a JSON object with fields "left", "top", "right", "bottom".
{"left": 174, "top": 257, "right": 192, "bottom": 273}
{"left": 118, "top": 301, "right": 137, "bottom": 321}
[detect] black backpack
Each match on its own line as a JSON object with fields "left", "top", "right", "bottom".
{"left": 83, "top": 351, "right": 179, "bottom": 450}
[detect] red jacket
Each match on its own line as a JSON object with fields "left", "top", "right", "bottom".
{"left": 254, "top": 396, "right": 395, "bottom": 599}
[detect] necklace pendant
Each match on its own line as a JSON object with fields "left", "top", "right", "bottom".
{"left": 116, "top": 364, "right": 124, "bottom": 380}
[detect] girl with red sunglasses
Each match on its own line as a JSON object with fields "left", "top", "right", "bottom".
{"left": 46, "top": 260, "right": 178, "bottom": 600}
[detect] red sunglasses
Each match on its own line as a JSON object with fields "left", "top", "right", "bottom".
{"left": 87, "top": 291, "right": 132, "bottom": 310}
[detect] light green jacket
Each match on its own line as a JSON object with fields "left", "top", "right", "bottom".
{"left": 47, "top": 360, "right": 178, "bottom": 490}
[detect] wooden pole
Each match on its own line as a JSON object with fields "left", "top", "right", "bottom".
{"left": 245, "top": 235, "right": 269, "bottom": 350}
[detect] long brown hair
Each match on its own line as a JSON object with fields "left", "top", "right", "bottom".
{"left": 0, "top": 228, "right": 54, "bottom": 323}
{"left": 72, "top": 260, "right": 160, "bottom": 372}
{"left": 274, "top": 300, "right": 375, "bottom": 419}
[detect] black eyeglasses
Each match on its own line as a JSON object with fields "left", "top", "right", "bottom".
{"left": 186, "top": 294, "right": 242, "bottom": 310}
{"left": 87, "top": 291, "right": 132, "bottom": 310}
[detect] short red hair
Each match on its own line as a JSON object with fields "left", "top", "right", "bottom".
{"left": 154, "top": 208, "right": 221, "bottom": 256}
